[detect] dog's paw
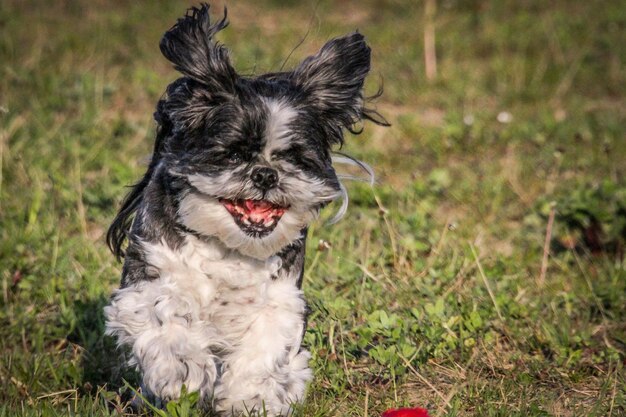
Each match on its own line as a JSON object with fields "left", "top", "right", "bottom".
{"left": 212, "top": 352, "right": 311, "bottom": 417}
{"left": 139, "top": 348, "right": 216, "bottom": 402}
{"left": 143, "top": 360, "right": 188, "bottom": 401}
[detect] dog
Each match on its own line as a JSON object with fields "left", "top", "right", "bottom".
{"left": 104, "top": 4, "right": 384, "bottom": 415}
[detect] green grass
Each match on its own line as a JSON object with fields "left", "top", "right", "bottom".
{"left": 1, "top": 0, "right": 625, "bottom": 416}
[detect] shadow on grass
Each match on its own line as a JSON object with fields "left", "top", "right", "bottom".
{"left": 67, "top": 296, "right": 139, "bottom": 395}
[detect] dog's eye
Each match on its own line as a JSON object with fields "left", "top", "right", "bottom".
{"left": 228, "top": 151, "right": 243, "bottom": 164}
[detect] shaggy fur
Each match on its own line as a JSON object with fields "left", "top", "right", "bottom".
{"left": 104, "top": 4, "right": 385, "bottom": 416}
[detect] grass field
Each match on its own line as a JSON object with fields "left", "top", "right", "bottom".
{"left": 1, "top": 0, "right": 625, "bottom": 416}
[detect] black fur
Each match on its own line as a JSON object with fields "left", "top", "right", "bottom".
{"left": 159, "top": 5, "right": 237, "bottom": 92}
{"left": 106, "top": 4, "right": 387, "bottom": 267}
{"left": 104, "top": 5, "right": 389, "bottom": 411}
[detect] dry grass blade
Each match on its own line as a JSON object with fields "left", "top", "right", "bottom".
{"left": 398, "top": 353, "right": 451, "bottom": 412}
{"left": 538, "top": 202, "right": 556, "bottom": 286}
{"left": 470, "top": 243, "right": 504, "bottom": 322}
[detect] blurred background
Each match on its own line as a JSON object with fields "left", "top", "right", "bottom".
{"left": 0, "top": 1, "right": 624, "bottom": 416}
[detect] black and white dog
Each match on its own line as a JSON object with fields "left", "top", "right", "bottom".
{"left": 104, "top": 4, "right": 384, "bottom": 415}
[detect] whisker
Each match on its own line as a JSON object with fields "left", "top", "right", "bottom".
{"left": 337, "top": 174, "right": 372, "bottom": 183}
{"left": 327, "top": 182, "right": 349, "bottom": 225}
{"left": 332, "top": 152, "right": 375, "bottom": 186}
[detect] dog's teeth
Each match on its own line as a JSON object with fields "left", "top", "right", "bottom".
{"left": 266, "top": 219, "right": 275, "bottom": 227}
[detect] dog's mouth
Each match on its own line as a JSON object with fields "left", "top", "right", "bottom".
{"left": 219, "top": 199, "right": 288, "bottom": 237}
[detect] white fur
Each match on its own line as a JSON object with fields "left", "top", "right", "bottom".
{"left": 105, "top": 235, "right": 310, "bottom": 415}
{"left": 262, "top": 99, "right": 298, "bottom": 157}
{"left": 177, "top": 192, "right": 317, "bottom": 260}
{"left": 184, "top": 168, "right": 340, "bottom": 213}
{"left": 169, "top": 98, "right": 341, "bottom": 261}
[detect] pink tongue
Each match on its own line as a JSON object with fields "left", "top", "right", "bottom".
{"left": 244, "top": 200, "right": 273, "bottom": 213}
{"left": 244, "top": 200, "right": 274, "bottom": 223}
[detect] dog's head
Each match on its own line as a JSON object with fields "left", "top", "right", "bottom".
{"left": 108, "top": 4, "right": 384, "bottom": 260}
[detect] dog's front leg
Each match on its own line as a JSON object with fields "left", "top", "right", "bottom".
{"left": 105, "top": 279, "right": 220, "bottom": 404}
{"left": 212, "top": 280, "right": 312, "bottom": 416}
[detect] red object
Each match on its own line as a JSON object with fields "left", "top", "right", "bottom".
{"left": 382, "top": 408, "right": 431, "bottom": 417}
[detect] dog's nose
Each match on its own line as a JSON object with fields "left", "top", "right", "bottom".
{"left": 251, "top": 167, "right": 278, "bottom": 190}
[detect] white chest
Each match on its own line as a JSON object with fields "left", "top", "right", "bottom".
{"left": 104, "top": 236, "right": 309, "bottom": 411}
{"left": 141, "top": 235, "right": 284, "bottom": 304}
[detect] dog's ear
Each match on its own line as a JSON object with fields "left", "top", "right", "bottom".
{"left": 160, "top": 4, "right": 237, "bottom": 93}
{"left": 292, "top": 33, "right": 371, "bottom": 134}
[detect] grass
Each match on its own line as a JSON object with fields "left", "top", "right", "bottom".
{"left": 1, "top": 0, "right": 625, "bottom": 416}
